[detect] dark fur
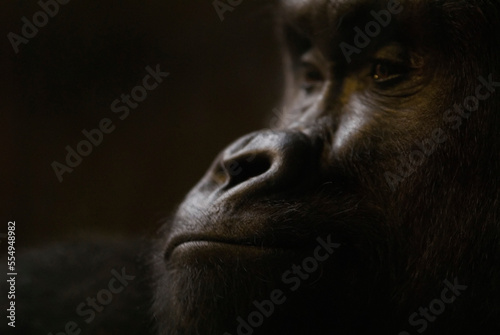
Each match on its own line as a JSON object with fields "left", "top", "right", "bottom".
{"left": 0, "top": 240, "right": 154, "bottom": 334}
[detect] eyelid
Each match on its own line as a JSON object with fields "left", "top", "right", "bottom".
{"left": 300, "top": 49, "right": 331, "bottom": 74}
{"left": 372, "top": 44, "right": 424, "bottom": 70}
{"left": 370, "top": 59, "right": 410, "bottom": 85}
{"left": 372, "top": 43, "right": 407, "bottom": 61}
{"left": 296, "top": 49, "right": 328, "bottom": 91}
{"left": 371, "top": 58, "right": 408, "bottom": 69}
{"left": 300, "top": 50, "right": 321, "bottom": 69}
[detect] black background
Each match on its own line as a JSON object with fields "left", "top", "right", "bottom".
{"left": 1, "top": 0, "right": 282, "bottom": 246}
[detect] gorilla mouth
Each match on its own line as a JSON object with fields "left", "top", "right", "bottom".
{"left": 165, "top": 234, "right": 303, "bottom": 260}
{"left": 172, "top": 240, "right": 279, "bottom": 253}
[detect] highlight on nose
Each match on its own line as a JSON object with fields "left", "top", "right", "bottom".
{"left": 212, "top": 130, "right": 320, "bottom": 195}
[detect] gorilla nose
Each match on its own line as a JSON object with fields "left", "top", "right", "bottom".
{"left": 213, "top": 130, "right": 321, "bottom": 197}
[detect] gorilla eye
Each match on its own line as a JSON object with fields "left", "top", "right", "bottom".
{"left": 371, "top": 60, "right": 408, "bottom": 84}
{"left": 299, "top": 62, "right": 324, "bottom": 92}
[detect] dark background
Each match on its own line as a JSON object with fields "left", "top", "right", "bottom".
{"left": 0, "top": 0, "right": 283, "bottom": 246}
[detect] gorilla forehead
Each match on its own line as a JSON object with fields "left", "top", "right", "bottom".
{"left": 281, "top": 0, "right": 419, "bottom": 25}
{"left": 280, "top": 0, "right": 490, "bottom": 40}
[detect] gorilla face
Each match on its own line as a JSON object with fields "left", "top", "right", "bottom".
{"left": 153, "top": 1, "right": 500, "bottom": 334}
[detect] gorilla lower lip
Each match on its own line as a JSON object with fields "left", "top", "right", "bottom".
{"left": 167, "top": 240, "right": 288, "bottom": 260}
{"left": 175, "top": 240, "right": 272, "bottom": 251}
{"left": 168, "top": 235, "right": 339, "bottom": 262}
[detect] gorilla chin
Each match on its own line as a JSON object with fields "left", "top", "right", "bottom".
{"left": 154, "top": 193, "right": 388, "bottom": 335}
{"left": 152, "top": 0, "right": 500, "bottom": 334}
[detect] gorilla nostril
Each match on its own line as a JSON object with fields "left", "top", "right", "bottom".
{"left": 213, "top": 130, "right": 319, "bottom": 195}
{"left": 224, "top": 153, "right": 272, "bottom": 189}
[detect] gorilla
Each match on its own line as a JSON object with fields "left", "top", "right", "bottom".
{"left": 152, "top": 1, "right": 500, "bottom": 334}
{"left": 3, "top": 0, "right": 500, "bottom": 334}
